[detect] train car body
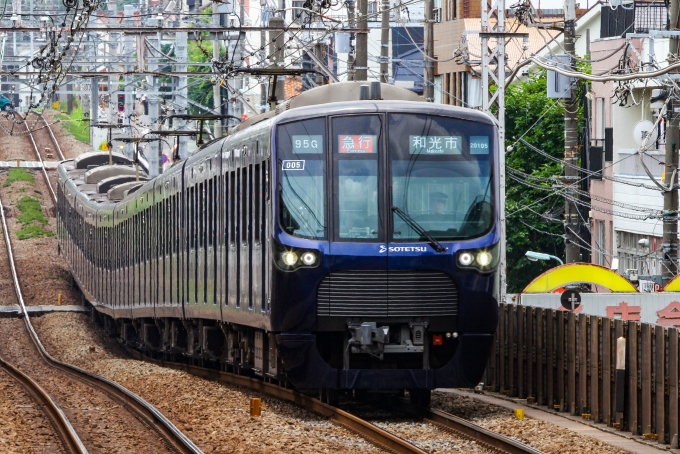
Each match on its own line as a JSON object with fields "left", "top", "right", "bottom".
{"left": 57, "top": 82, "right": 499, "bottom": 400}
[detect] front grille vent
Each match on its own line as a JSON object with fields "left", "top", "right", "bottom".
{"left": 317, "top": 270, "right": 458, "bottom": 317}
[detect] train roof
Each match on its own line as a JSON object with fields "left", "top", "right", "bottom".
{"left": 58, "top": 82, "right": 494, "bottom": 209}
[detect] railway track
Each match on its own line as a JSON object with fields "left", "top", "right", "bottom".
{"left": 124, "top": 348, "right": 542, "bottom": 454}
{"left": 23, "top": 113, "right": 64, "bottom": 203}
{"left": 0, "top": 142, "right": 201, "bottom": 454}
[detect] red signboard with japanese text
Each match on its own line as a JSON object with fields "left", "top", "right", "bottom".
{"left": 338, "top": 135, "right": 377, "bottom": 153}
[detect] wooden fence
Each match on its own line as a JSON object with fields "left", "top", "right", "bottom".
{"left": 485, "top": 304, "right": 680, "bottom": 446}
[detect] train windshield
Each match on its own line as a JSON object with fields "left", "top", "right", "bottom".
{"left": 276, "top": 118, "right": 327, "bottom": 239}
{"left": 389, "top": 113, "right": 494, "bottom": 241}
{"left": 332, "top": 115, "right": 382, "bottom": 241}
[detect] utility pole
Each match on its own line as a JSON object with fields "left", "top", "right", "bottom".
{"left": 423, "top": 0, "right": 434, "bottom": 101}
{"left": 347, "top": 0, "right": 356, "bottom": 81}
{"left": 355, "top": 0, "right": 367, "bottom": 81}
{"left": 563, "top": 0, "right": 580, "bottom": 263}
{"left": 663, "top": 0, "right": 680, "bottom": 282}
{"left": 480, "top": 0, "right": 507, "bottom": 302}
{"left": 379, "top": 0, "right": 389, "bottom": 83}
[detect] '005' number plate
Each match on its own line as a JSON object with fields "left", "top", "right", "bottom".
{"left": 282, "top": 160, "right": 305, "bottom": 170}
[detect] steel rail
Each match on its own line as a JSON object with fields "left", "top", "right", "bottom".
{"left": 124, "top": 348, "right": 427, "bottom": 454}
{"left": 0, "top": 357, "right": 87, "bottom": 453}
{"left": 0, "top": 188, "right": 87, "bottom": 454}
{"left": 38, "top": 114, "right": 66, "bottom": 161}
{"left": 23, "top": 116, "right": 57, "bottom": 203}
{"left": 0, "top": 168, "right": 201, "bottom": 453}
{"left": 388, "top": 398, "right": 542, "bottom": 454}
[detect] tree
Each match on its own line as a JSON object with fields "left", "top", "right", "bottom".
{"left": 504, "top": 70, "right": 567, "bottom": 292}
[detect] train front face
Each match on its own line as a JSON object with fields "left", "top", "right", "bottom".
{"left": 270, "top": 102, "right": 499, "bottom": 390}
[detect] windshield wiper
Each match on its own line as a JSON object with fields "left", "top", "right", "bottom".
{"left": 391, "top": 206, "right": 448, "bottom": 253}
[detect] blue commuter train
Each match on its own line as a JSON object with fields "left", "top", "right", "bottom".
{"left": 57, "top": 82, "right": 499, "bottom": 406}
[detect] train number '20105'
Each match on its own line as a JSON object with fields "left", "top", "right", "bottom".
{"left": 282, "top": 160, "right": 305, "bottom": 171}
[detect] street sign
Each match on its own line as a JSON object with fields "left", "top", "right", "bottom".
{"left": 560, "top": 289, "right": 581, "bottom": 311}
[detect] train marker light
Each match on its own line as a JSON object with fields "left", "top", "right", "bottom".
{"left": 301, "top": 252, "right": 316, "bottom": 266}
{"left": 281, "top": 251, "right": 298, "bottom": 266}
{"left": 476, "top": 251, "right": 492, "bottom": 267}
{"left": 458, "top": 252, "right": 474, "bottom": 266}
{"left": 432, "top": 335, "right": 443, "bottom": 345}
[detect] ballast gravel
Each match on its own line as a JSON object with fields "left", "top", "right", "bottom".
{"left": 32, "top": 312, "right": 385, "bottom": 453}
{"left": 432, "top": 391, "right": 632, "bottom": 454}
{"left": 0, "top": 365, "right": 63, "bottom": 453}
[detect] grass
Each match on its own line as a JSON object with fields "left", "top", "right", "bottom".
{"left": 15, "top": 196, "right": 52, "bottom": 240}
{"left": 54, "top": 103, "right": 90, "bottom": 144}
{"left": 3, "top": 168, "right": 34, "bottom": 187}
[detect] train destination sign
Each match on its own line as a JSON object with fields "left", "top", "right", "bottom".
{"left": 292, "top": 135, "right": 323, "bottom": 153}
{"left": 409, "top": 135, "right": 462, "bottom": 154}
{"left": 338, "top": 135, "right": 377, "bottom": 153}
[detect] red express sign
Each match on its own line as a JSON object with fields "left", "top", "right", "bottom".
{"left": 338, "top": 135, "right": 377, "bottom": 153}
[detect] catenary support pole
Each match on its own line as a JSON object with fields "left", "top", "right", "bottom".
{"left": 347, "top": 0, "right": 356, "bottom": 81}
{"left": 423, "top": 0, "right": 434, "bottom": 101}
{"left": 213, "top": 6, "right": 222, "bottom": 137}
{"left": 663, "top": 0, "right": 679, "bottom": 282}
{"left": 355, "top": 0, "right": 367, "bottom": 81}
{"left": 563, "top": 0, "right": 580, "bottom": 263}
{"left": 481, "top": 0, "right": 507, "bottom": 302}
{"left": 380, "top": 0, "right": 389, "bottom": 83}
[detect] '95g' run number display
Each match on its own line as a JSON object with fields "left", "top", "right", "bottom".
{"left": 292, "top": 135, "right": 323, "bottom": 154}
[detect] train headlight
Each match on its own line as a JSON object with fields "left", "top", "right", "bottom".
{"left": 275, "top": 244, "right": 322, "bottom": 270}
{"left": 458, "top": 252, "right": 474, "bottom": 266}
{"left": 456, "top": 244, "right": 499, "bottom": 271}
{"left": 301, "top": 251, "right": 316, "bottom": 266}
{"left": 281, "top": 251, "right": 298, "bottom": 266}
{"left": 476, "top": 251, "right": 492, "bottom": 267}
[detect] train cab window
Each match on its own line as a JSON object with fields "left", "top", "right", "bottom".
{"left": 388, "top": 113, "right": 494, "bottom": 241}
{"left": 332, "top": 115, "right": 381, "bottom": 241}
{"left": 276, "top": 117, "right": 326, "bottom": 239}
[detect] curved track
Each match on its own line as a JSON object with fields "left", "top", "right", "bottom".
{"left": 0, "top": 129, "right": 202, "bottom": 454}
{"left": 125, "top": 348, "right": 541, "bottom": 454}
{"left": 0, "top": 201, "right": 85, "bottom": 453}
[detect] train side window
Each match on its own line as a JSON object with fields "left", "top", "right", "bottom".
{"left": 189, "top": 186, "right": 195, "bottom": 250}
{"left": 241, "top": 167, "right": 248, "bottom": 245}
{"left": 208, "top": 178, "right": 214, "bottom": 247}
{"left": 253, "top": 163, "right": 261, "bottom": 243}
{"left": 229, "top": 171, "right": 236, "bottom": 246}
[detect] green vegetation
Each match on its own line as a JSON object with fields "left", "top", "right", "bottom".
{"left": 3, "top": 168, "right": 34, "bottom": 187}
{"left": 54, "top": 102, "right": 90, "bottom": 144}
{"left": 15, "top": 196, "right": 52, "bottom": 240}
{"left": 504, "top": 69, "right": 583, "bottom": 292}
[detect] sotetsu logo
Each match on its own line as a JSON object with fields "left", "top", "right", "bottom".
{"left": 378, "top": 245, "right": 427, "bottom": 253}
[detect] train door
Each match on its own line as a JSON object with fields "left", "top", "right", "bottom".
{"left": 197, "top": 179, "right": 205, "bottom": 306}
{"left": 329, "top": 114, "right": 388, "bottom": 314}
{"left": 251, "top": 148, "right": 264, "bottom": 313}
{"left": 188, "top": 179, "right": 197, "bottom": 307}
{"left": 239, "top": 149, "right": 250, "bottom": 309}
{"left": 205, "top": 168, "right": 216, "bottom": 307}
{"left": 227, "top": 156, "right": 238, "bottom": 309}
